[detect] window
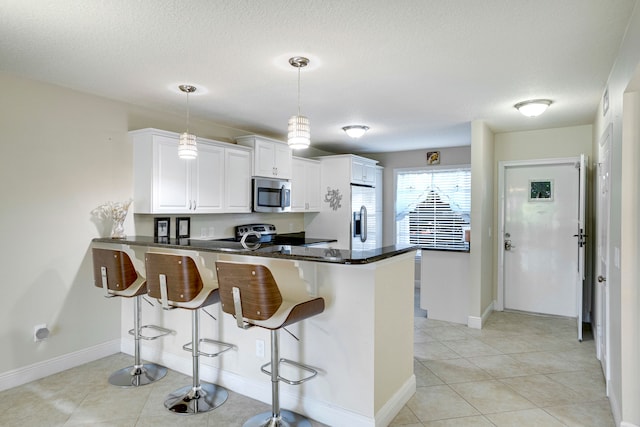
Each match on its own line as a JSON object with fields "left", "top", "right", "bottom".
{"left": 395, "top": 167, "right": 471, "bottom": 251}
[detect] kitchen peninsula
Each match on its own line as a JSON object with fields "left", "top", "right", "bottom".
{"left": 92, "top": 236, "right": 418, "bottom": 427}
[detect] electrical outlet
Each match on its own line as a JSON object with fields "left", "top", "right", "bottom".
{"left": 256, "top": 339, "right": 265, "bottom": 358}
{"left": 34, "top": 324, "right": 49, "bottom": 342}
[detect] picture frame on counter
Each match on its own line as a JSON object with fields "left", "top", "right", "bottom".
{"left": 154, "top": 217, "right": 170, "bottom": 239}
{"left": 176, "top": 217, "right": 190, "bottom": 239}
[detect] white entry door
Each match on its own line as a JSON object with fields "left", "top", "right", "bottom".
{"left": 502, "top": 159, "right": 585, "bottom": 321}
{"left": 596, "top": 126, "right": 611, "bottom": 389}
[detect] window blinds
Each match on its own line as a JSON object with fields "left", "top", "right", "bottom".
{"left": 396, "top": 167, "right": 471, "bottom": 251}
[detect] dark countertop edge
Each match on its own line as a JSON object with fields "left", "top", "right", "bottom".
{"left": 91, "top": 237, "right": 419, "bottom": 265}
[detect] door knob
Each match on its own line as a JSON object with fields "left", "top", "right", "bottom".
{"left": 597, "top": 275, "right": 606, "bottom": 283}
{"left": 504, "top": 240, "right": 515, "bottom": 251}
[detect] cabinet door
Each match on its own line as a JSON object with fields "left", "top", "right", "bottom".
{"left": 274, "top": 142, "right": 292, "bottom": 179}
{"left": 306, "top": 160, "right": 321, "bottom": 211}
{"left": 254, "top": 139, "right": 277, "bottom": 177}
{"left": 363, "top": 163, "right": 376, "bottom": 185}
{"left": 154, "top": 135, "right": 191, "bottom": 213}
{"left": 225, "top": 148, "right": 252, "bottom": 212}
{"left": 291, "top": 158, "right": 306, "bottom": 211}
{"left": 351, "top": 159, "right": 364, "bottom": 185}
{"left": 192, "top": 143, "right": 224, "bottom": 213}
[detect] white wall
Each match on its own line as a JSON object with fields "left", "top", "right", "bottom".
{"left": 592, "top": 3, "right": 640, "bottom": 425}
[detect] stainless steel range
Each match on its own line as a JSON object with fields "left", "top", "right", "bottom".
{"left": 234, "top": 223, "right": 277, "bottom": 243}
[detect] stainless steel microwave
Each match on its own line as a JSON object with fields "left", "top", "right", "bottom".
{"left": 253, "top": 178, "right": 291, "bottom": 213}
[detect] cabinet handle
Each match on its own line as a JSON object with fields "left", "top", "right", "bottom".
{"left": 193, "top": 200, "right": 196, "bottom": 211}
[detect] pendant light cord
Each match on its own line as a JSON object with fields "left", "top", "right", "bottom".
{"left": 186, "top": 90, "right": 190, "bottom": 134}
{"left": 297, "top": 65, "right": 301, "bottom": 116}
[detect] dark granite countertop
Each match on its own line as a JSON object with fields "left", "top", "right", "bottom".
{"left": 92, "top": 235, "right": 419, "bottom": 264}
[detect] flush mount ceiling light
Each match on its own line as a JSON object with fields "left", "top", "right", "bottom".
{"left": 287, "top": 56, "right": 310, "bottom": 150}
{"left": 514, "top": 99, "right": 553, "bottom": 117}
{"left": 178, "top": 84, "right": 198, "bottom": 160}
{"left": 342, "top": 125, "right": 370, "bottom": 139}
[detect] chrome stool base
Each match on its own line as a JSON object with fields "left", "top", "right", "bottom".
{"left": 243, "top": 410, "right": 312, "bottom": 427}
{"left": 108, "top": 363, "right": 167, "bottom": 387}
{"left": 165, "top": 383, "right": 228, "bottom": 414}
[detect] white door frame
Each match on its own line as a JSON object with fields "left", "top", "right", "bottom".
{"left": 497, "top": 157, "right": 585, "bottom": 327}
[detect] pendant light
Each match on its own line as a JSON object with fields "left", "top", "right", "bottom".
{"left": 287, "top": 56, "right": 310, "bottom": 149}
{"left": 178, "top": 84, "right": 198, "bottom": 159}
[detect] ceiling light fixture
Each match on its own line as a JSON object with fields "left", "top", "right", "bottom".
{"left": 287, "top": 56, "right": 310, "bottom": 149}
{"left": 514, "top": 99, "right": 552, "bottom": 117}
{"left": 342, "top": 125, "right": 370, "bottom": 139}
{"left": 178, "top": 84, "right": 198, "bottom": 159}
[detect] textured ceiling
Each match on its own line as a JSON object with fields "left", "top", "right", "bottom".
{"left": 0, "top": 0, "right": 637, "bottom": 153}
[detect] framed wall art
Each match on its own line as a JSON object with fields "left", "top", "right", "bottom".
{"left": 154, "top": 217, "right": 170, "bottom": 240}
{"left": 176, "top": 217, "right": 190, "bottom": 239}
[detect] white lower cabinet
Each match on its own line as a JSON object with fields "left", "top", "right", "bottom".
{"left": 132, "top": 128, "right": 251, "bottom": 214}
{"left": 291, "top": 157, "right": 321, "bottom": 212}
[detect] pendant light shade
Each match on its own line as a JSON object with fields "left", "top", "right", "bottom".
{"left": 288, "top": 114, "right": 310, "bottom": 149}
{"left": 178, "top": 132, "right": 197, "bottom": 159}
{"left": 287, "top": 57, "right": 310, "bottom": 149}
{"left": 514, "top": 99, "right": 552, "bottom": 117}
{"left": 178, "top": 84, "right": 198, "bottom": 159}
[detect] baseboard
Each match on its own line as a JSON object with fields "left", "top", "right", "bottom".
{"left": 609, "top": 385, "right": 622, "bottom": 427}
{"left": 467, "top": 301, "right": 494, "bottom": 329}
{"left": 0, "top": 339, "right": 121, "bottom": 392}
{"left": 620, "top": 422, "right": 640, "bottom": 427}
{"left": 126, "top": 339, "right": 411, "bottom": 427}
{"left": 374, "top": 375, "right": 417, "bottom": 427}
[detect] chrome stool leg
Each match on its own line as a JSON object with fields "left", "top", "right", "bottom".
{"left": 164, "top": 308, "right": 229, "bottom": 414}
{"left": 243, "top": 330, "right": 313, "bottom": 427}
{"left": 109, "top": 295, "right": 168, "bottom": 387}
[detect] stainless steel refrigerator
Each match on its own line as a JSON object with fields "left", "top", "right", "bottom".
{"left": 351, "top": 184, "right": 377, "bottom": 251}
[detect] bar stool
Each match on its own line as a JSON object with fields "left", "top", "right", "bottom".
{"left": 215, "top": 261, "right": 325, "bottom": 427}
{"left": 145, "top": 251, "right": 233, "bottom": 415}
{"left": 91, "top": 247, "right": 172, "bottom": 387}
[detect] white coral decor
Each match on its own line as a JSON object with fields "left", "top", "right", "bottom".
{"left": 92, "top": 199, "right": 132, "bottom": 239}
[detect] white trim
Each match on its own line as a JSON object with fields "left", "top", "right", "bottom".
{"left": 0, "top": 339, "right": 120, "bottom": 392}
{"left": 609, "top": 385, "right": 622, "bottom": 427}
{"left": 374, "top": 375, "right": 416, "bottom": 427}
{"left": 468, "top": 301, "right": 494, "bottom": 329}
{"left": 497, "top": 157, "right": 581, "bottom": 312}
{"left": 620, "top": 423, "right": 640, "bottom": 427}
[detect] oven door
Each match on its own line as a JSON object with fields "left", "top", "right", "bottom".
{"left": 253, "top": 178, "right": 291, "bottom": 212}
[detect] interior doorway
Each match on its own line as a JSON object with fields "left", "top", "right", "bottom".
{"left": 498, "top": 156, "right": 587, "bottom": 340}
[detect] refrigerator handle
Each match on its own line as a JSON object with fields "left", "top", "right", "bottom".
{"left": 360, "top": 205, "right": 367, "bottom": 242}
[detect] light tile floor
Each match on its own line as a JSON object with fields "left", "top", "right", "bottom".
{"left": 394, "top": 310, "right": 614, "bottom": 427}
{"left": 0, "top": 309, "right": 612, "bottom": 427}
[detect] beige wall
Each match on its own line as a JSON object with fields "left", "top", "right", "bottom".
{"left": 0, "top": 72, "right": 304, "bottom": 377}
{"left": 469, "top": 121, "right": 494, "bottom": 325}
{"left": 367, "top": 146, "right": 471, "bottom": 247}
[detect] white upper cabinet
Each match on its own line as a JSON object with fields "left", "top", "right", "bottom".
{"left": 291, "top": 157, "right": 321, "bottom": 212}
{"left": 131, "top": 128, "right": 251, "bottom": 214}
{"left": 224, "top": 147, "right": 252, "bottom": 212}
{"left": 236, "top": 135, "right": 292, "bottom": 179}
{"left": 351, "top": 156, "right": 378, "bottom": 186}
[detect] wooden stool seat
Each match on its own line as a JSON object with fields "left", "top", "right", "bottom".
{"left": 215, "top": 261, "right": 325, "bottom": 427}
{"left": 145, "top": 251, "right": 233, "bottom": 415}
{"left": 91, "top": 247, "right": 171, "bottom": 387}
